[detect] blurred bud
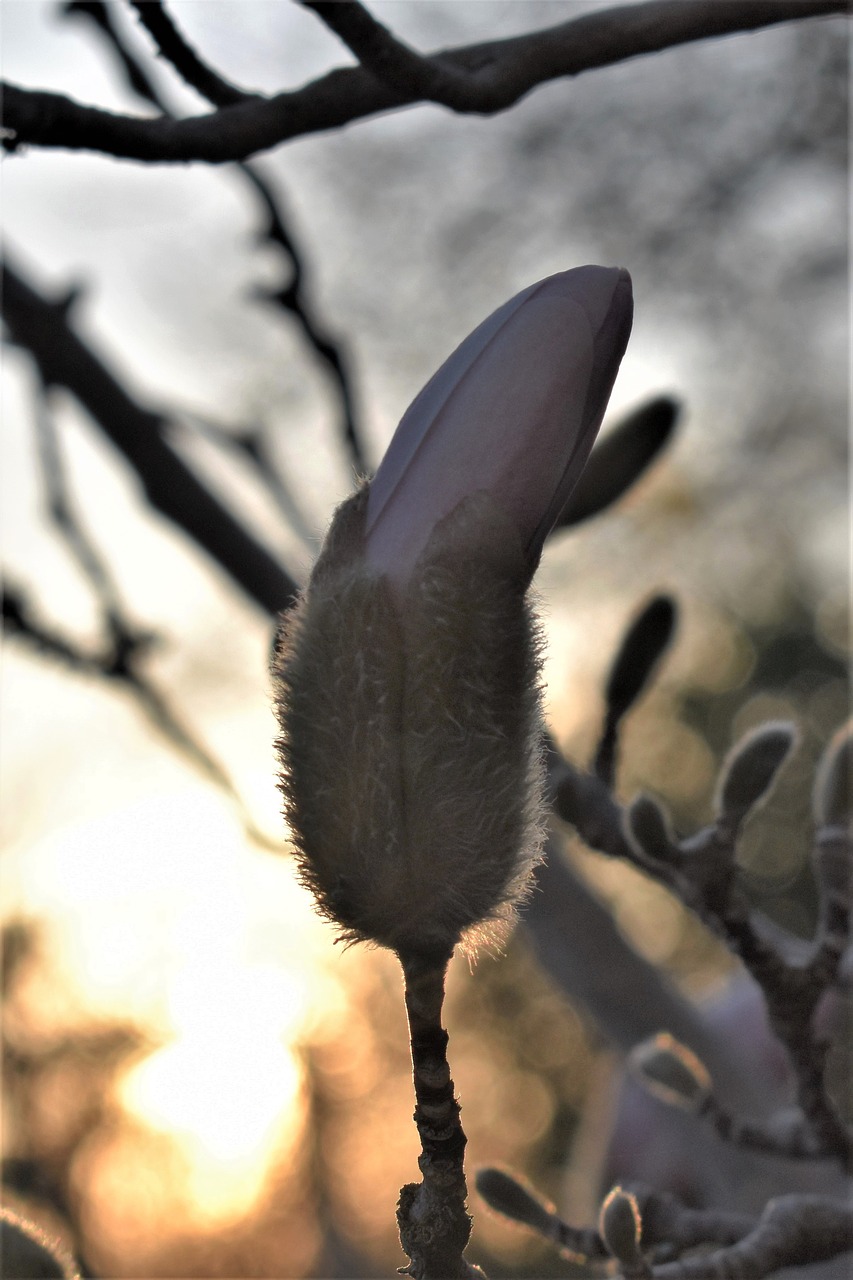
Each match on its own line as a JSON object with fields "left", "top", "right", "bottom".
{"left": 813, "top": 721, "right": 852, "bottom": 830}
{"left": 0, "top": 1207, "right": 79, "bottom": 1280}
{"left": 625, "top": 793, "right": 681, "bottom": 866}
{"left": 714, "top": 721, "right": 797, "bottom": 832}
{"left": 628, "top": 1032, "right": 712, "bottom": 1111}
{"left": 598, "top": 1186, "right": 644, "bottom": 1267}
{"left": 475, "top": 1168, "right": 555, "bottom": 1237}
{"left": 604, "top": 596, "right": 677, "bottom": 723}
{"left": 274, "top": 269, "right": 632, "bottom": 959}
{"left": 555, "top": 394, "right": 680, "bottom": 530}
{"left": 595, "top": 595, "right": 677, "bottom": 785}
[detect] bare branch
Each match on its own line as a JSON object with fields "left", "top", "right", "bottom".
{"left": 62, "top": 4, "right": 367, "bottom": 474}
{"left": 127, "top": 0, "right": 258, "bottom": 107}
{"left": 32, "top": 377, "right": 141, "bottom": 652}
{"left": 3, "top": 1, "right": 846, "bottom": 162}
{"left": 63, "top": 1, "right": 161, "bottom": 107}
{"left": 2, "top": 254, "right": 299, "bottom": 616}
{"left": 2, "top": 585, "right": 276, "bottom": 847}
{"left": 244, "top": 163, "right": 367, "bottom": 474}
{"left": 297, "top": 0, "right": 488, "bottom": 111}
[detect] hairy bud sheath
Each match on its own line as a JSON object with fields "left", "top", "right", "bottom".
{"left": 274, "top": 268, "right": 633, "bottom": 958}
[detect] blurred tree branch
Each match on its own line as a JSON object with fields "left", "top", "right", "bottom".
{"left": 2, "top": 0, "right": 845, "bottom": 162}
{"left": 126, "top": 0, "right": 259, "bottom": 107}
{"left": 1, "top": 256, "right": 299, "bottom": 615}
{"left": 477, "top": 1169, "right": 853, "bottom": 1278}
{"left": 63, "top": 0, "right": 367, "bottom": 474}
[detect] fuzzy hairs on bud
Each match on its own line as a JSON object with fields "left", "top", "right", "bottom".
{"left": 272, "top": 485, "right": 546, "bottom": 959}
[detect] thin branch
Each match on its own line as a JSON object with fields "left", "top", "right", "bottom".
{"left": 63, "top": 1, "right": 161, "bottom": 108}
{"left": 180, "top": 412, "right": 316, "bottom": 550}
{"left": 297, "top": 1, "right": 484, "bottom": 110}
{"left": 32, "top": 377, "right": 143, "bottom": 653}
{"left": 63, "top": 2, "right": 367, "bottom": 474}
{"left": 2, "top": 254, "right": 299, "bottom": 617}
{"left": 2, "top": 585, "right": 276, "bottom": 848}
{"left": 243, "top": 164, "right": 367, "bottom": 474}
{"left": 3, "top": 1, "right": 846, "bottom": 162}
{"left": 127, "top": 0, "right": 258, "bottom": 107}
{"left": 396, "top": 952, "right": 478, "bottom": 1280}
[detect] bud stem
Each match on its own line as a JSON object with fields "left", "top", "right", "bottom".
{"left": 397, "top": 950, "right": 477, "bottom": 1280}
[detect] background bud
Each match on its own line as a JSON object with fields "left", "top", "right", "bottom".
{"left": 598, "top": 1186, "right": 644, "bottom": 1267}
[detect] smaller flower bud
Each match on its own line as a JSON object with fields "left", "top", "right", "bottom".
{"left": 598, "top": 1186, "right": 644, "bottom": 1268}
{"left": 813, "top": 721, "right": 852, "bottom": 830}
{"left": 624, "top": 793, "right": 681, "bottom": 866}
{"left": 628, "top": 1032, "right": 712, "bottom": 1111}
{"left": 0, "top": 1207, "right": 79, "bottom": 1280}
{"left": 475, "top": 1169, "right": 555, "bottom": 1238}
{"left": 715, "top": 721, "right": 797, "bottom": 833}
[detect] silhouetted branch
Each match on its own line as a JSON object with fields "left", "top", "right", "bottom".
{"left": 62, "top": 1, "right": 367, "bottom": 474}
{"left": 2, "top": 255, "right": 298, "bottom": 616}
{"left": 183, "top": 412, "right": 316, "bottom": 549}
{"left": 32, "top": 377, "right": 147, "bottom": 655}
{"left": 62, "top": 1, "right": 161, "bottom": 107}
{"left": 3, "top": 1, "right": 845, "bottom": 162}
{"left": 297, "top": 0, "right": 488, "bottom": 110}
{"left": 244, "top": 164, "right": 366, "bottom": 474}
{"left": 2, "top": 583, "right": 275, "bottom": 845}
{"left": 127, "top": 0, "right": 258, "bottom": 107}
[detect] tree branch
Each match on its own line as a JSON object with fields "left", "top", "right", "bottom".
{"left": 2, "top": 255, "right": 298, "bottom": 616}
{"left": 396, "top": 952, "right": 478, "bottom": 1280}
{"left": 3, "top": 1, "right": 846, "bottom": 162}
{"left": 1, "top": 585, "right": 270, "bottom": 844}
{"left": 62, "top": 1, "right": 367, "bottom": 474}
{"left": 127, "top": 0, "right": 258, "bottom": 107}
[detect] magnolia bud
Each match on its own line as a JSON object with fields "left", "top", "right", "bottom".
{"left": 714, "top": 721, "right": 797, "bottom": 832}
{"left": 598, "top": 1186, "right": 644, "bottom": 1267}
{"left": 628, "top": 1032, "right": 712, "bottom": 1111}
{"left": 0, "top": 1207, "right": 79, "bottom": 1280}
{"left": 475, "top": 1168, "right": 556, "bottom": 1237}
{"left": 274, "top": 268, "right": 633, "bottom": 958}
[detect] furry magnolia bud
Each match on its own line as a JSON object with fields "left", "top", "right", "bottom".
{"left": 273, "top": 267, "right": 633, "bottom": 959}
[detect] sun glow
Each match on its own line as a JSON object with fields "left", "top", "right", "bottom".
{"left": 118, "top": 1021, "right": 304, "bottom": 1223}
{"left": 3, "top": 783, "right": 333, "bottom": 1227}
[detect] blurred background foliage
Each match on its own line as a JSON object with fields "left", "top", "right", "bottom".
{"left": 1, "top": 2, "right": 848, "bottom": 1276}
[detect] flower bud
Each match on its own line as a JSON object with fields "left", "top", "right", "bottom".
{"left": 598, "top": 1186, "right": 643, "bottom": 1267}
{"left": 366, "top": 266, "right": 633, "bottom": 590}
{"left": 628, "top": 1032, "right": 712, "bottom": 1111}
{"left": 273, "top": 268, "right": 633, "bottom": 959}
